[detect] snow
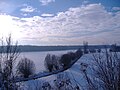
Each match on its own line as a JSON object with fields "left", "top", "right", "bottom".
{"left": 39, "top": 54, "right": 94, "bottom": 89}
{"left": 1, "top": 47, "right": 119, "bottom": 90}
{"left": 17, "top": 51, "right": 94, "bottom": 90}
{"left": 3, "top": 50, "right": 116, "bottom": 90}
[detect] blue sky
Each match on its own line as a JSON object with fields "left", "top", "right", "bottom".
{"left": 0, "top": 0, "right": 120, "bottom": 45}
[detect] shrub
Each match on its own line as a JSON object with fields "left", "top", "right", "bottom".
{"left": 97, "top": 49, "right": 101, "bottom": 53}
{"left": 60, "top": 53, "right": 71, "bottom": 68}
{"left": 53, "top": 73, "right": 73, "bottom": 89}
{"left": 75, "top": 48, "right": 83, "bottom": 58}
{"left": 45, "top": 49, "right": 83, "bottom": 72}
{"left": 17, "top": 58, "right": 36, "bottom": 78}
{"left": 89, "top": 49, "right": 96, "bottom": 53}
{"left": 110, "top": 44, "right": 120, "bottom": 52}
{"left": 67, "top": 52, "right": 76, "bottom": 60}
{"left": 44, "top": 54, "right": 52, "bottom": 72}
{"left": 44, "top": 54, "right": 61, "bottom": 72}
{"left": 60, "top": 49, "right": 83, "bottom": 69}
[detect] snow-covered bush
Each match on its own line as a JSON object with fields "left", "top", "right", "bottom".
{"left": 89, "top": 49, "right": 96, "bottom": 53}
{"left": 53, "top": 73, "right": 81, "bottom": 90}
{"left": 17, "top": 58, "right": 36, "bottom": 78}
{"left": 96, "top": 49, "right": 101, "bottom": 53}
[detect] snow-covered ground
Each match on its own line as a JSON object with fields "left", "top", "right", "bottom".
{"left": 19, "top": 50, "right": 94, "bottom": 90}
{"left": 1, "top": 49, "right": 119, "bottom": 89}
{"left": 39, "top": 53, "right": 94, "bottom": 89}
{"left": 16, "top": 50, "right": 120, "bottom": 90}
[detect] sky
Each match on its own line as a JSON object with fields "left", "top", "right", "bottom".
{"left": 0, "top": 0, "right": 120, "bottom": 45}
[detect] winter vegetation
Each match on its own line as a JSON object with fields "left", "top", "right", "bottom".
{"left": 109, "top": 44, "right": 120, "bottom": 52}
{"left": 80, "top": 49, "right": 120, "bottom": 90}
{"left": 44, "top": 47, "right": 83, "bottom": 72}
{"left": 0, "top": 0, "right": 120, "bottom": 90}
{"left": 17, "top": 57, "right": 36, "bottom": 78}
{"left": 44, "top": 54, "right": 61, "bottom": 72}
{"left": 0, "top": 35, "right": 20, "bottom": 89}
{"left": 0, "top": 36, "right": 120, "bottom": 90}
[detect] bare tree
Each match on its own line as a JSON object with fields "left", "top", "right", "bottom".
{"left": 17, "top": 58, "right": 36, "bottom": 78}
{"left": 44, "top": 54, "right": 61, "bottom": 72}
{"left": 83, "top": 41, "right": 88, "bottom": 54}
{"left": 0, "top": 35, "right": 20, "bottom": 90}
{"left": 80, "top": 48, "right": 120, "bottom": 90}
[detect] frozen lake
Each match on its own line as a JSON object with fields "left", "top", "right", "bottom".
{"left": 17, "top": 50, "right": 76, "bottom": 73}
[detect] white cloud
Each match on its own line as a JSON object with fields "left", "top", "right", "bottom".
{"left": 0, "top": 4, "right": 120, "bottom": 45}
{"left": 82, "top": 0, "right": 89, "bottom": 4}
{"left": 20, "top": 5, "right": 36, "bottom": 13}
{"left": 39, "top": 0, "right": 55, "bottom": 5}
{"left": 21, "top": 13, "right": 28, "bottom": 16}
{"left": 41, "top": 13, "right": 54, "bottom": 17}
{"left": 112, "top": 7, "right": 120, "bottom": 11}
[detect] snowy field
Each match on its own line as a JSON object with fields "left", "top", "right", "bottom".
{"left": 15, "top": 50, "right": 120, "bottom": 90}
{"left": 39, "top": 53, "right": 94, "bottom": 89}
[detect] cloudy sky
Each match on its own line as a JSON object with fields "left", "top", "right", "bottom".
{"left": 0, "top": 0, "right": 120, "bottom": 45}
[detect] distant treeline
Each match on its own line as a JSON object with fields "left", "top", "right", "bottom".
{"left": 0, "top": 45, "right": 111, "bottom": 53}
